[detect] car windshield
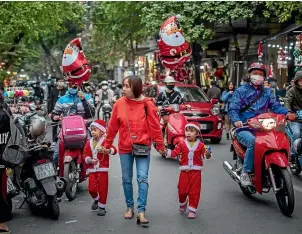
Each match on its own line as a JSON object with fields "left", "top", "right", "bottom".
{"left": 160, "top": 86, "right": 209, "bottom": 102}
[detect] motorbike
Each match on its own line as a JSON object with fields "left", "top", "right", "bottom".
{"left": 223, "top": 113, "right": 295, "bottom": 217}
{"left": 286, "top": 110, "right": 302, "bottom": 175}
{"left": 161, "top": 104, "right": 189, "bottom": 150}
{"left": 58, "top": 114, "right": 89, "bottom": 201}
{"left": 102, "top": 99, "right": 112, "bottom": 125}
{"left": 7, "top": 111, "right": 66, "bottom": 220}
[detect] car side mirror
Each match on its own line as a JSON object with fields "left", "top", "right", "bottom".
{"left": 210, "top": 99, "right": 218, "bottom": 104}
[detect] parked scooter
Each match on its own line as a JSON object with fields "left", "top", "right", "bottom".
{"left": 6, "top": 111, "right": 66, "bottom": 220}
{"left": 58, "top": 115, "right": 90, "bottom": 201}
{"left": 223, "top": 113, "right": 295, "bottom": 217}
{"left": 286, "top": 110, "right": 302, "bottom": 175}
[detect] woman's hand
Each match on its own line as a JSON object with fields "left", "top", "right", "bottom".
{"left": 98, "top": 146, "right": 111, "bottom": 154}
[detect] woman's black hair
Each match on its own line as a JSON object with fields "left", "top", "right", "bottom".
{"left": 225, "top": 81, "right": 236, "bottom": 92}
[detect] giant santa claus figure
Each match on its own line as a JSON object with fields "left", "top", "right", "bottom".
{"left": 62, "top": 38, "right": 91, "bottom": 85}
{"left": 157, "top": 16, "right": 192, "bottom": 71}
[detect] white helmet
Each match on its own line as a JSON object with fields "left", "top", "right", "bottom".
{"left": 164, "top": 76, "right": 176, "bottom": 83}
{"left": 100, "top": 80, "right": 108, "bottom": 86}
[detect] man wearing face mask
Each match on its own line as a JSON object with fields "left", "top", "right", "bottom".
{"left": 48, "top": 78, "right": 67, "bottom": 141}
{"left": 156, "top": 76, "right": 183, "bottom": 144}
{"left": 51, "top": 82, "right": 95, "bottom": 165}
{"left": 229, "top": 62, "right": 290, "bottom": 187}
{"left": 95, "top": 80, "right": 114, "bottom": 119}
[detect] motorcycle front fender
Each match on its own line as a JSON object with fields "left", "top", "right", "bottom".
{"left": 40, "top": 177, "right": 57, "bottom": 196}
{"left": 265, "top": 152, "right": 288, "bottom": 169}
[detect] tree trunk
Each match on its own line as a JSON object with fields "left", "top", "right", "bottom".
{"left": 6, "top": 32, "right": 25, "bottom": 70}
{"left": 40, "top": 39, "right": 61, "bottom": 75}
{"left": 241, "top": 19, "right": 254, "bottom": 60}
{"left": 229, "top": 20, "right": 242, "bottom": 61}
{"left": 129, "top": 36, "right": 135, "bottom": 67}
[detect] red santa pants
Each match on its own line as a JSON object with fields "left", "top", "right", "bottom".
{"left": 88, "top": 172, "right": 108, "bottom": 208}
{"left": 178, "top": 170, "right": 202, "bottom": 212}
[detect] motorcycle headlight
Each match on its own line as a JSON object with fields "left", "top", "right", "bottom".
{"left": 211, "top": 105, "right": 220, "bottom": 116}
{"left": 259, "top": 118, "right": 276, "bottom": 130}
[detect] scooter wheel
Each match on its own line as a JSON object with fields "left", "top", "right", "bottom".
{"left": 47, "top": 195, "right": 60, "bottom": 220}
{"left": 64, "top": 161, "right": 77, "bottom": 201}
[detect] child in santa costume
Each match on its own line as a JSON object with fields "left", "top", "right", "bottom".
{"left": 83, "top": 119, "right": 117, "bottom": 216}
{"left": 166, "top": 122, "right": 211, "bottom": 219}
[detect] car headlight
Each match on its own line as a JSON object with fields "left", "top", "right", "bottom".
{"left": 259, "top": 118, "right": 276, "bottom": 130}
{"left": 211, "top": 105, "right": 220, "bottom": 116}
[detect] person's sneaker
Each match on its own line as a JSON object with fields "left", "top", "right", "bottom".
{"left": 240, "top": 173, "right": 252, "bottom": 187}
{"left": 97, "top": 207, "right": 106, "bottom": 216}
{"left": 91, "top": 200, "right": 98, "bottom": 211}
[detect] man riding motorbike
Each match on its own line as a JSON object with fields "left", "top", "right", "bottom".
{"left": 156, "top": 76, "right": 183, "bottom": 144}
{"left": 95, "top": 81, "right": 114, "bottom": 119}
{"left": 284, "top": 70, "right": 302, "bottom": 156}
{"left": 51, "top": 82, "right": 95, "bottom": 165}
{"left": 111, "top": 80, "right": 121, "bottom": 102}
{"left": 228, "top": 62, "right": 292, "bottom": 187}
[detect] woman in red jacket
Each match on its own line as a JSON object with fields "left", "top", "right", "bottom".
{"left": 103, "top": 75, "right": 165, "bottom": 227}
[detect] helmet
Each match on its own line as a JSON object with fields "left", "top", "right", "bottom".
{"left": 248, "top": 63, "right": 266, "bottom": 76}
{"left": 112, "top": 80, "right": 117, "bottom": 85}
{"left": 164, "top": 76, "right": 176, "bottom": 83}
{"left": 29, "top": 116, "right": 46, "bottom": 138}
{"left": 100, "top": 80, "right": 108, "bottom": 86}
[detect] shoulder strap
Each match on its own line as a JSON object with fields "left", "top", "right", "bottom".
{"left": 240, "top": 88, "right": 264, "bottom": 113}
{"left": 124, "top": 99, "right": 134, "bottom": 145}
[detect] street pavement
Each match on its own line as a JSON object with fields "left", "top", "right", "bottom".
{"left": 8, "top": 132, "right": 302, "bottom": 234}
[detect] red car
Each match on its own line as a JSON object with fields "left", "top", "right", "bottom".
{"left": 145, "top": 83, "right": 223, "bottom": 144}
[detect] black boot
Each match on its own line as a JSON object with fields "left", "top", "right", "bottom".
{"left": 226, "top": 133, "right": 230, "bottom": 140}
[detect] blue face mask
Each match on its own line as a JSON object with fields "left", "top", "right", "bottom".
{"left": 68, "top": 87, "right": 78, "bottom": 95}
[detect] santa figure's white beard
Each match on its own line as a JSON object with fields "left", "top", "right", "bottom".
{"left": 161, "top": 32, "right": 185, "bottom": 47}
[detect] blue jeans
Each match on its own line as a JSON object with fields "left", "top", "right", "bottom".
{"left": 236, "top": 130, "right": 255, "bottom": 173}
{"left": 289, "top": 122, "right": 302, "bottom": 155}
{"left": 119, "top": 153, "right": 150, "bottom": 213}
{"left": 53, "top": 141, "right": 59, "bottom": 167}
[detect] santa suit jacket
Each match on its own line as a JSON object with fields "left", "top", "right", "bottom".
{"left": 167, "top": 139, "right": 205, "bottom": 171}
{"left": 83, "top": 136, "right": 117, "bottom": 174}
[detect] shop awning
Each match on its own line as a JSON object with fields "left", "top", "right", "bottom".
{"left": 256, "top": 23, "right": 302, "bottom": 44}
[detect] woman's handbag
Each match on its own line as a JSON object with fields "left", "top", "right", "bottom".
{"left": 124, "top": 99, "right": 150, "bottom": 158}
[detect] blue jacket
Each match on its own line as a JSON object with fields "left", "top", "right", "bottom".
{"left": 228, "top": 84, "right": 288, "bottom": 124}
{"left": 221, "top": 90, "right": 233, "bottom": 112}
{"left": 52, "top": 91, "right": 95, "bottom": 118}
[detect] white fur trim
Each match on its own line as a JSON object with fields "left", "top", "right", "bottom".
{"left": 85, "top": 157, "right": 91, "bottom": 164}
{"left": 166, "top": 149, "right": 172, "bottom": 158}
{"left": 185, "top": 123, "right": 200, "bottom": 132}
{"left": 188, "top": 206, "right": 197, "bottom": 212}
{"left": 98, "top": 202, "right": 106, "bottom": 208}
{"left": 179, "top": 165, "right": 202, "bottom": 171}
{"left": 94, "top": 195, "right": 99, "bottom": 201}
{"left": 91, "top": 122, "right": 106, "bottom": 133}
{"left": 179, "top": 200, "right": 187, "bottom": 206}
{"left": 87, "top": 168, "right": 109, "bottom": 173}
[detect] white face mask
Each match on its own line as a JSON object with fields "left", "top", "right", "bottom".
{"left": 250, "top": 75, "right": 264, "bottom": 86}
{"left": 57, "top": 82, "right": 64, "bottom": 87}
{"left": 102, "top": 85, "right": 108, "bottom": 91}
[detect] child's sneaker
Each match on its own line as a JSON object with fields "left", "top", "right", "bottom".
{"left": 179, "top": 204, "right": 187, "bottom": 213}
{"left": 91, "top": 200, "right": 98, "bottom": 211}
{"left": 188, "top": 211, "right": 197, "bottom": 219}
{"left": 97, "top": 207, "right": 106, "bottom": 216}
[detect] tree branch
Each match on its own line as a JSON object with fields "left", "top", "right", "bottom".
{"left": 242, "top": 18, "right": 254, "bottom": 60}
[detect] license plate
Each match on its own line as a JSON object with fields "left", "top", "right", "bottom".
{"left": 7, "top": 177, "right": 15, "bottom": 193}
{"left": 200, "top": 124, "right": 207, "bottom": 130}
{"left": 34, "top": 162, "right": 55, "bottom": 180}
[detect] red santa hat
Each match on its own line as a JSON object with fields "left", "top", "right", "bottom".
{"left": 91, "top": 119, "right": 106, "bottom": 133}
{"left": 185, "top": 122, "right": 200, "bottom": 133}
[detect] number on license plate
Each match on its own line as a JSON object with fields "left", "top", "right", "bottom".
{"left": 7, "top": 177, "right": 15, "bottom": 193}
{"left": 200, "top": 124, "right": 207, "bottom": 130}
{"left": 34, "top": 162, "right": 55, "bottom": 180}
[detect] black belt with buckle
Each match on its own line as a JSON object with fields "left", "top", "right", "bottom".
{"left": 161, "top": 48, "right": 191, "bottom": 59}
{"left": 64, "top": 63, "right": 90, "bottom": 77}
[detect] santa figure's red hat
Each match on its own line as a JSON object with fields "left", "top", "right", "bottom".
{"left": 185, "top": 122, "right": 201, "bottom": 134}
{"left": 91, "top": 119, "right": 106, "bottom": 133}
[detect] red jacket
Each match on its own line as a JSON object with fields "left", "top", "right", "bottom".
{"left": 167, "top": 139, "right": 205, "bottom": 171}
{"left": 104, "top": 96, "right": 164, "bottom": 154}
{"left": 83, "top": 136, "right": 117, "bottom": 174}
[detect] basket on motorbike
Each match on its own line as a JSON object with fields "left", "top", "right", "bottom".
{"left": 62, "top": 115, "right": 87, "bottom": 149}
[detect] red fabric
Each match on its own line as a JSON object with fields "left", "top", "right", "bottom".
{"left": 1, "top": 171, "right": 7, "bottom": 200}
{"left": 88, "top": 172, "right": 108, "bottom": 207}
{"left": 178, "top": 170, "right": 202, "bottom": 211}
{"left": 169, "top": 140, "right": 205, "bottom": 168}
{"left": 83, "top": 137, "right": 117, "bottom": 172}
{"left": 104, "top": 97, "right": 165, "bottom": 153}
{"left": 258, "top": 41, "right": 263, "bottom": 60}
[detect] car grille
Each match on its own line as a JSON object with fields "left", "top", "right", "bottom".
{"left": 183, "top": 113, "right": 210, "bottom": 118}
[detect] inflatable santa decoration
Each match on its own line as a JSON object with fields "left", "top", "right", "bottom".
{"left": 61, "top": 38, "right": 91, "bottom": 85}
{"left": 157, "top": 16, "right": 192, "bottom": 70}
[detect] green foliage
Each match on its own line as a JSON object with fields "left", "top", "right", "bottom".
{"left": 266, "top": 2, "right": 302, "bottom": 23}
